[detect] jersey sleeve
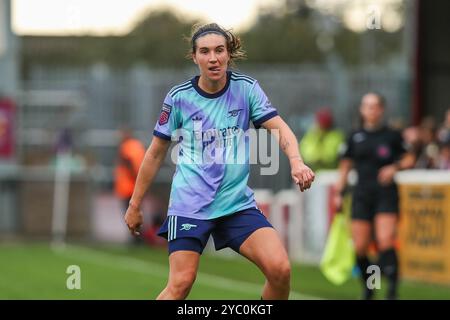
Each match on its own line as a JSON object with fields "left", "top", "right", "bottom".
{"left": 249, "top": 81, "right": 278, "bottom": 129}
{"left": 339, "top": 133, "right": 354, "bottom": 160}
{"left": 392, "top": 130, "right": 407, "bottom": 160}
{"left": 153, "top": 93, "right": 180, "bottom": 141}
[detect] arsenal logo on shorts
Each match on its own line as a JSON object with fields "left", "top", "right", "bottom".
{"left": 159, "top": 104, "right": 171, "bottom": 125}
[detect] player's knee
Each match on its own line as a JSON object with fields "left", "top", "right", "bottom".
{"left": 376, "top": 235, "right": 395, "bottom": 251}
{"left": 267, "top": 259, "right": 291, "bottom": 286}
{"left": 170, "top": 271, "right": 197, "bottom": 298}
{"left": 353, "top": 239, "right": 370, "bottom": 256}
{"left": 354, "top": 244, "right": 368, "bottom": 256}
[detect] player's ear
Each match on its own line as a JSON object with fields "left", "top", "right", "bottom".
{"left": 192, "top": 53, "right": 198, "bottom": 65}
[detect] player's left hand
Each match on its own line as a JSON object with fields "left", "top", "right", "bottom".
{"left": 291, "top": 161, "right": 315, "bottom": 192}
{"left": 378, "top": 164, "right": 397, "bottom": 185}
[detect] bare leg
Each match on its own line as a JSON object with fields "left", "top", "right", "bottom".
{"left": 374, "top": 213, "right": 397, "bottom": 251}
{"left": 157, "top": 250, "right": 200, "bottom": 300}
{"left": 351, "top": 219, "right": 372, "bottom": 257}
{"left": 239, "top": 227, "right": 291, "bottom": 300}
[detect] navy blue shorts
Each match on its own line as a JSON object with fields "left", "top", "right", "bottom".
{"left": 157, "top": 207, "right": 273, "bottom": 255}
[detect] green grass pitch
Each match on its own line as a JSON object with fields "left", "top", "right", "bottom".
{"left": 0, "top": 243, "right": 448, "bottom": 299}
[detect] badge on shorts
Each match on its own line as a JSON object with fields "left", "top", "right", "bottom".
{"left": 159, "top": 104, "right": 171, "bottom": 125}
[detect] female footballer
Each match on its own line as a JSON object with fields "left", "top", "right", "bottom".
{"left": 125, "top": 23, "right": 315, "bottom": 300}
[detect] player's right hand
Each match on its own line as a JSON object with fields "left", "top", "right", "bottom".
{"left": 124, "top": 206, "right": 143, "bottom": 237}
{"left": 333, "top": 192, "right": 343, "bottom": 213}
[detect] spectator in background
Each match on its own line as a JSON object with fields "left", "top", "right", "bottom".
{"left": 437, "top": 142, "right": 450, "bottom": 170}
{"left": 114, "top": 127, "right": 146, "bottom": 241}
{"left": 415, "top": 117, "right": 439, "bottom": 169}
{"left": 0, "top": 94, "right": 15, "bottom": 160}
{"left": 55, "top": 128, "right": 73, "bottom": 155}
{"left": 437, "top": 109, "right": 450, "bottom": 145}
{"left": 402, "top": 125, "right": 420, "bottom": 148}
{"left": 402, "top": 126, "right": 423, "bottom": 165}
{"left": 299, "top": 108, "right": 344, "bottom": 171}
{"left": 402, "top": 118, "right": 440, "bottom": 169}
{"left": 334, "top": 92, "right": 415, "bottom": 300}
{"left": 437, "top": 109, "right": 450, "bottom": 170}
{"left": 53, "top": 127, "right": 86, "bottom": 171}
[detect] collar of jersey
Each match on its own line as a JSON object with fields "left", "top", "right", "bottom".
{"left": 191, "top": 71, "right": 231, "bottom": 99}
{"left": 362, "top": 124, "right": 386, "bottom": 133}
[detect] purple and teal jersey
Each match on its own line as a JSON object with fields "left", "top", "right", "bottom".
{"left": 153, "top": 71, "right": 278, "bottom": 220}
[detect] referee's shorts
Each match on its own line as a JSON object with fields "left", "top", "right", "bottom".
{"left": 351, "top": 183, "right": 399, "bottom": 221}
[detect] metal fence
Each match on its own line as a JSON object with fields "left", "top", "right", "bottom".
{"left": 19, "top": 63, "right": 411, "bottom": 191}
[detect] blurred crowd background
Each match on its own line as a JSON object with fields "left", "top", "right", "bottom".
{"left": 1, "top": 0, "right": 450, "bottom": 293}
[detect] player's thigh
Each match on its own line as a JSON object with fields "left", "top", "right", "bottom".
{"left": 167, "top": 250, "right": 200, "bottom": 284}
{"left": 239, "top": 227, "right": 290, "bottom": 275}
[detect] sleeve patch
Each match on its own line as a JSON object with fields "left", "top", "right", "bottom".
{"left": 158, "top": 104, "right": 172, "bottom": 125}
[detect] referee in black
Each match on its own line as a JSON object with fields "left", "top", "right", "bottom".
{"left": 334, "top": 92, "right": 415, "bottom": 300}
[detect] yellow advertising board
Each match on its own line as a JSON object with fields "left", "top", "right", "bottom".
{"left": 397, "top": 171, "right": 450, "bottom": 285}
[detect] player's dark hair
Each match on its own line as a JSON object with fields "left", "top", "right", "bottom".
{"left": 185, "top": 23, "right": 246, "bottom": 66}
{"left": 356, "top": 92, "right": 387, "bottom": 128}
{"left": 366, "top": 91, "right": 386, "bottom": 108}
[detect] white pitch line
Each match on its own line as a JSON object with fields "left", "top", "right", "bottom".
{"left": 55, "top": 245, "right": 322, "bottom": 300}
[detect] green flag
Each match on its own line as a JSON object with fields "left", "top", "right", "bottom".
{"left": 320, "top": 195, "right": 355, "bottom": 285}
